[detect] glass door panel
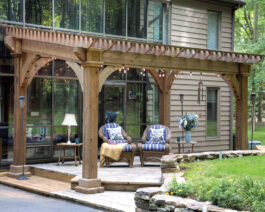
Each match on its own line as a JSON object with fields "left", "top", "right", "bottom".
{"left": 103, "top": 86, "right": 125, "bottom": 128}
{"left": 126, "top": 83, "right": 145, "bottom": 139}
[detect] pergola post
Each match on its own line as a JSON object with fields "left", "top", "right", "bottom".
{"left": 159, "top": 90, "right": 170, "bottom": 127}
{"left": 75, "top": 51, "right": 104, "bottom": 194}
{"left": 8, "top": 54, "right": 31, "bottom": 178}
{"left": 235, "top": 65, "right": 249, "bottom": 150}
{"left": 159, "top": 71, "right": 177, "bottom": 127}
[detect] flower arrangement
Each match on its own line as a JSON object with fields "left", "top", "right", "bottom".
{"left": 176, "top": 113, "right": 199, "bottom": 131}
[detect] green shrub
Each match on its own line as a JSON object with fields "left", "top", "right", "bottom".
{"left": 167, "top": 177, "right": 265, "bottom": 211}
{"left": 167, "top": 176, "right": 193, "bottom": 198}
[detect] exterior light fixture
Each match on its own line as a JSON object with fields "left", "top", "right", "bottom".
{"left": 179, "top": 94, "right": 184, "bottom": 150}
{"left": 250, "top": 93, "right": 256, "bottom": 150}
{"left": 159, "top": 70, "right": 165, "bottom": 78}
{"left": 141, "top": 68, "right": 146, "bottom": 77}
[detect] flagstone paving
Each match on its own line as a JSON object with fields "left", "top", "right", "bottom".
{"left": 0, "top": 157, "right": 161, "bottom": 211}
{"left": 30, "top": 156, "right": 162, "bottom": 183}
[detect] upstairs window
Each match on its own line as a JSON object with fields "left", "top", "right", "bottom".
{"left": 208, "top": 11, "right": 220, "bottom": 50}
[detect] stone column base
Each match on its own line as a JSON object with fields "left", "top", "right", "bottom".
{"left": 75, "top": 178, "right": 104, "bottom": 194}
{"left": 7, "top": 165, "right": 31, "bottom": 178}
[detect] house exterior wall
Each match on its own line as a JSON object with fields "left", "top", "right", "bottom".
{"left": 169, "top": 72, "right": 232, "bottom": 153}
{"left": 168, "top": 0, "right": 234, "bottom": 153}
{"left": 170, "top": 0, "right": 233, "bottom": 51}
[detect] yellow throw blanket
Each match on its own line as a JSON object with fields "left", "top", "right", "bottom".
{"left": 100, "top": 143, "right": 127, "bottom": 167}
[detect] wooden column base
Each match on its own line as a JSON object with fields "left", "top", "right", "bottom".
{"left": 75, "top": 178, "right": 104, "bottom": 194}
{"left": 7, "top": 165, "right": 31, "bottom": 178}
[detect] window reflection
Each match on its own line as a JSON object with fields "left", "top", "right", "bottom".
{"left": 105, "top": 0, "right": 126, "bottom": 36}
{"left": 81, "top": 0, "right": 103, "bottom": 33}
{"left": 128, "top": 0, "right": 147, "bottom": 38}
{"left": 54, "top": 78, "right": 79, "bottom": 125}
{"left": 0, "top": 0, "right": 23, "bottom": 22}
{"left": 148, "top": 1, "right": 163, "bottom": 42}
{"left": 27, "top": 78, "right": 52, "bottom": 125}
{"left": 25, "top": 0, "right": 52, "bottom": 26}
{"left": 54, "top": 0, "right": 79, "bottom": 30}
{"left": 1, "top": 0, "right": 167, "bottom": 43}
{"left": 207, "top": 88, "right": 218, "bottom": 137}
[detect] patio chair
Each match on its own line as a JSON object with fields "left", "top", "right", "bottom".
{"left": 138, "top": 125, "right": 171, "bottom": 167}
{"left": 99, "top": 123, "right": 136, "bottom": 167}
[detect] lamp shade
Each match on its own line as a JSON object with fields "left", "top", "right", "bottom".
{"left": 62, "top": 113, "right": 77, "bottom": 126}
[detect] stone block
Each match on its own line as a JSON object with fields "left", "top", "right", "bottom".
{"left": 75, "top": 186, "right": 104, "bottom": 194}
{"left": 78, "top": 178, "right": 101, "bottom": 188}
{"left": 75, "top": 178, "right": 104, "bottom": 194}
{"left": 135, "top": 187, "right": 163, "bottom": 201}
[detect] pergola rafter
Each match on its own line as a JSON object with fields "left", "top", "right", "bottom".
{"left": 2, "top": 24, "right": 264, "bottom": 194}
{"left": 3, "top": 25, "right": 263, "bottom": 65}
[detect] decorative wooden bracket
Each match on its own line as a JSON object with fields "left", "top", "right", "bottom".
{"left": 74, "top": 47, "right": 86, "bottom": 62}
{"left": 20, "top": 53, "right": 40, "bottom": 86}
{"left": 66, "top": 61, "right": 84, "bottom": 91}
{"left": 223, "top": 74, "right": 240, "bottom": 100}
{"left": 98, "top": 65, "right": 120, "bottom": 92}
{"left": 25, "top": 57, "right": 53, "bottom": 87}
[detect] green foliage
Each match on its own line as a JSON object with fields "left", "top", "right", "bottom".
{"left": 248, "top": 125, "right": 265, "bottom": 145}
{"left": 168, "top": 168, "right": 265, "bottom": 211}
{"left": 235, "top": 0, "right": 265, "bottom": 117}
{"left": 167, "top": 176, "right": 193, "bottom": 198}
{"left": 175, "top": 156, "right": 265, "bottom": 211}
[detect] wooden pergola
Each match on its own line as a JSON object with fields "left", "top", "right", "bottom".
{"left": 2, "top": 25, "right": 263, "bottom": 193}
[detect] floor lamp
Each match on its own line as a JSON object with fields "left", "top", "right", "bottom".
{"left": 17, "top": 96, "right": 29, "bottom": 180}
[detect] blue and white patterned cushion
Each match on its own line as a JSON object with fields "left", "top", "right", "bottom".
{"left": 148, "top": 128, "right": 165, "bottom": 143}
{"left": 108, "top": 140, "right": 128, "bottom": 144}
{"left": 147, "top": 125, "right": 167, "bottom": 142}
{"left": 106, "top": 126, "right": 124, "bottom": 140}
{"left": 123, "top": 144, "right": 132, "bottom": 152}
{"left": 103, "top": 123, "right": 120, "bottom": 138}
{"left": 142, "top": 143, "right": 165, "bottom": 151}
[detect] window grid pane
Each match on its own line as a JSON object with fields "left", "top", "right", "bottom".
{"left": 208, "top": 11, "right": 219, "bottom": 50}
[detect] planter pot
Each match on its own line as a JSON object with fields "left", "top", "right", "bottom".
{"left": 185, "top": 131, "right": 191, "bottom": 143}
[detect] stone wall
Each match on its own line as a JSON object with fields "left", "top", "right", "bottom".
{"left": 135, "top": 150, "right": 265, "bottom": 211}
{"left": 161, "top": 150, "right": 265, "bottom": 173}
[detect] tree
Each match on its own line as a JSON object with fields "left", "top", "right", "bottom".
{"left": 235, "top": 0, "right": 265, "bottom": 126}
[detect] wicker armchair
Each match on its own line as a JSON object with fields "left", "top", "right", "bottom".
{"left": 138, "top": 125, "right": 171, "bottom": 166}
{"left": 99, "top": 123, "right": 136, "bottom": 167}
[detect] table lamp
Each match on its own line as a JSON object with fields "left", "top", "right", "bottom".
{"left": 62, "top": 113, "right": 77, "bottom": 144}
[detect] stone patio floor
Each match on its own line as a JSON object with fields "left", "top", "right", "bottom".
{"left": 31, "top": 156, "right": 162, "bottom": 183}
{"left": 0, "top": 156, "right": 162, "bottom": 211}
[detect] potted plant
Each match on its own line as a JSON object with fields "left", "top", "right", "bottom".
{"left": 176, "top": 113, "right": 199, "bottom": 143}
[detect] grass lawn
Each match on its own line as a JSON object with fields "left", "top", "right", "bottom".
{"left": 181, "top": 155, "right": 265, "bottom": 183}
{"left": 248, "top": 125, "right": 265, "bottom": 145}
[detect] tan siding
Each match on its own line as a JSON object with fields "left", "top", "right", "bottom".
{"left": 169, "top": 72, "right": 232, "bottom": 152}
{"left": 171, "top": 0, "right": 233, "bottom": 51}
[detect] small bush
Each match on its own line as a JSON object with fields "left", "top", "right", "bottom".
{"left": 167, "top": 176, "right": 193, "bottom": 198}
{"left": 167, "top": 177, "right": 265, "bottom": 212}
